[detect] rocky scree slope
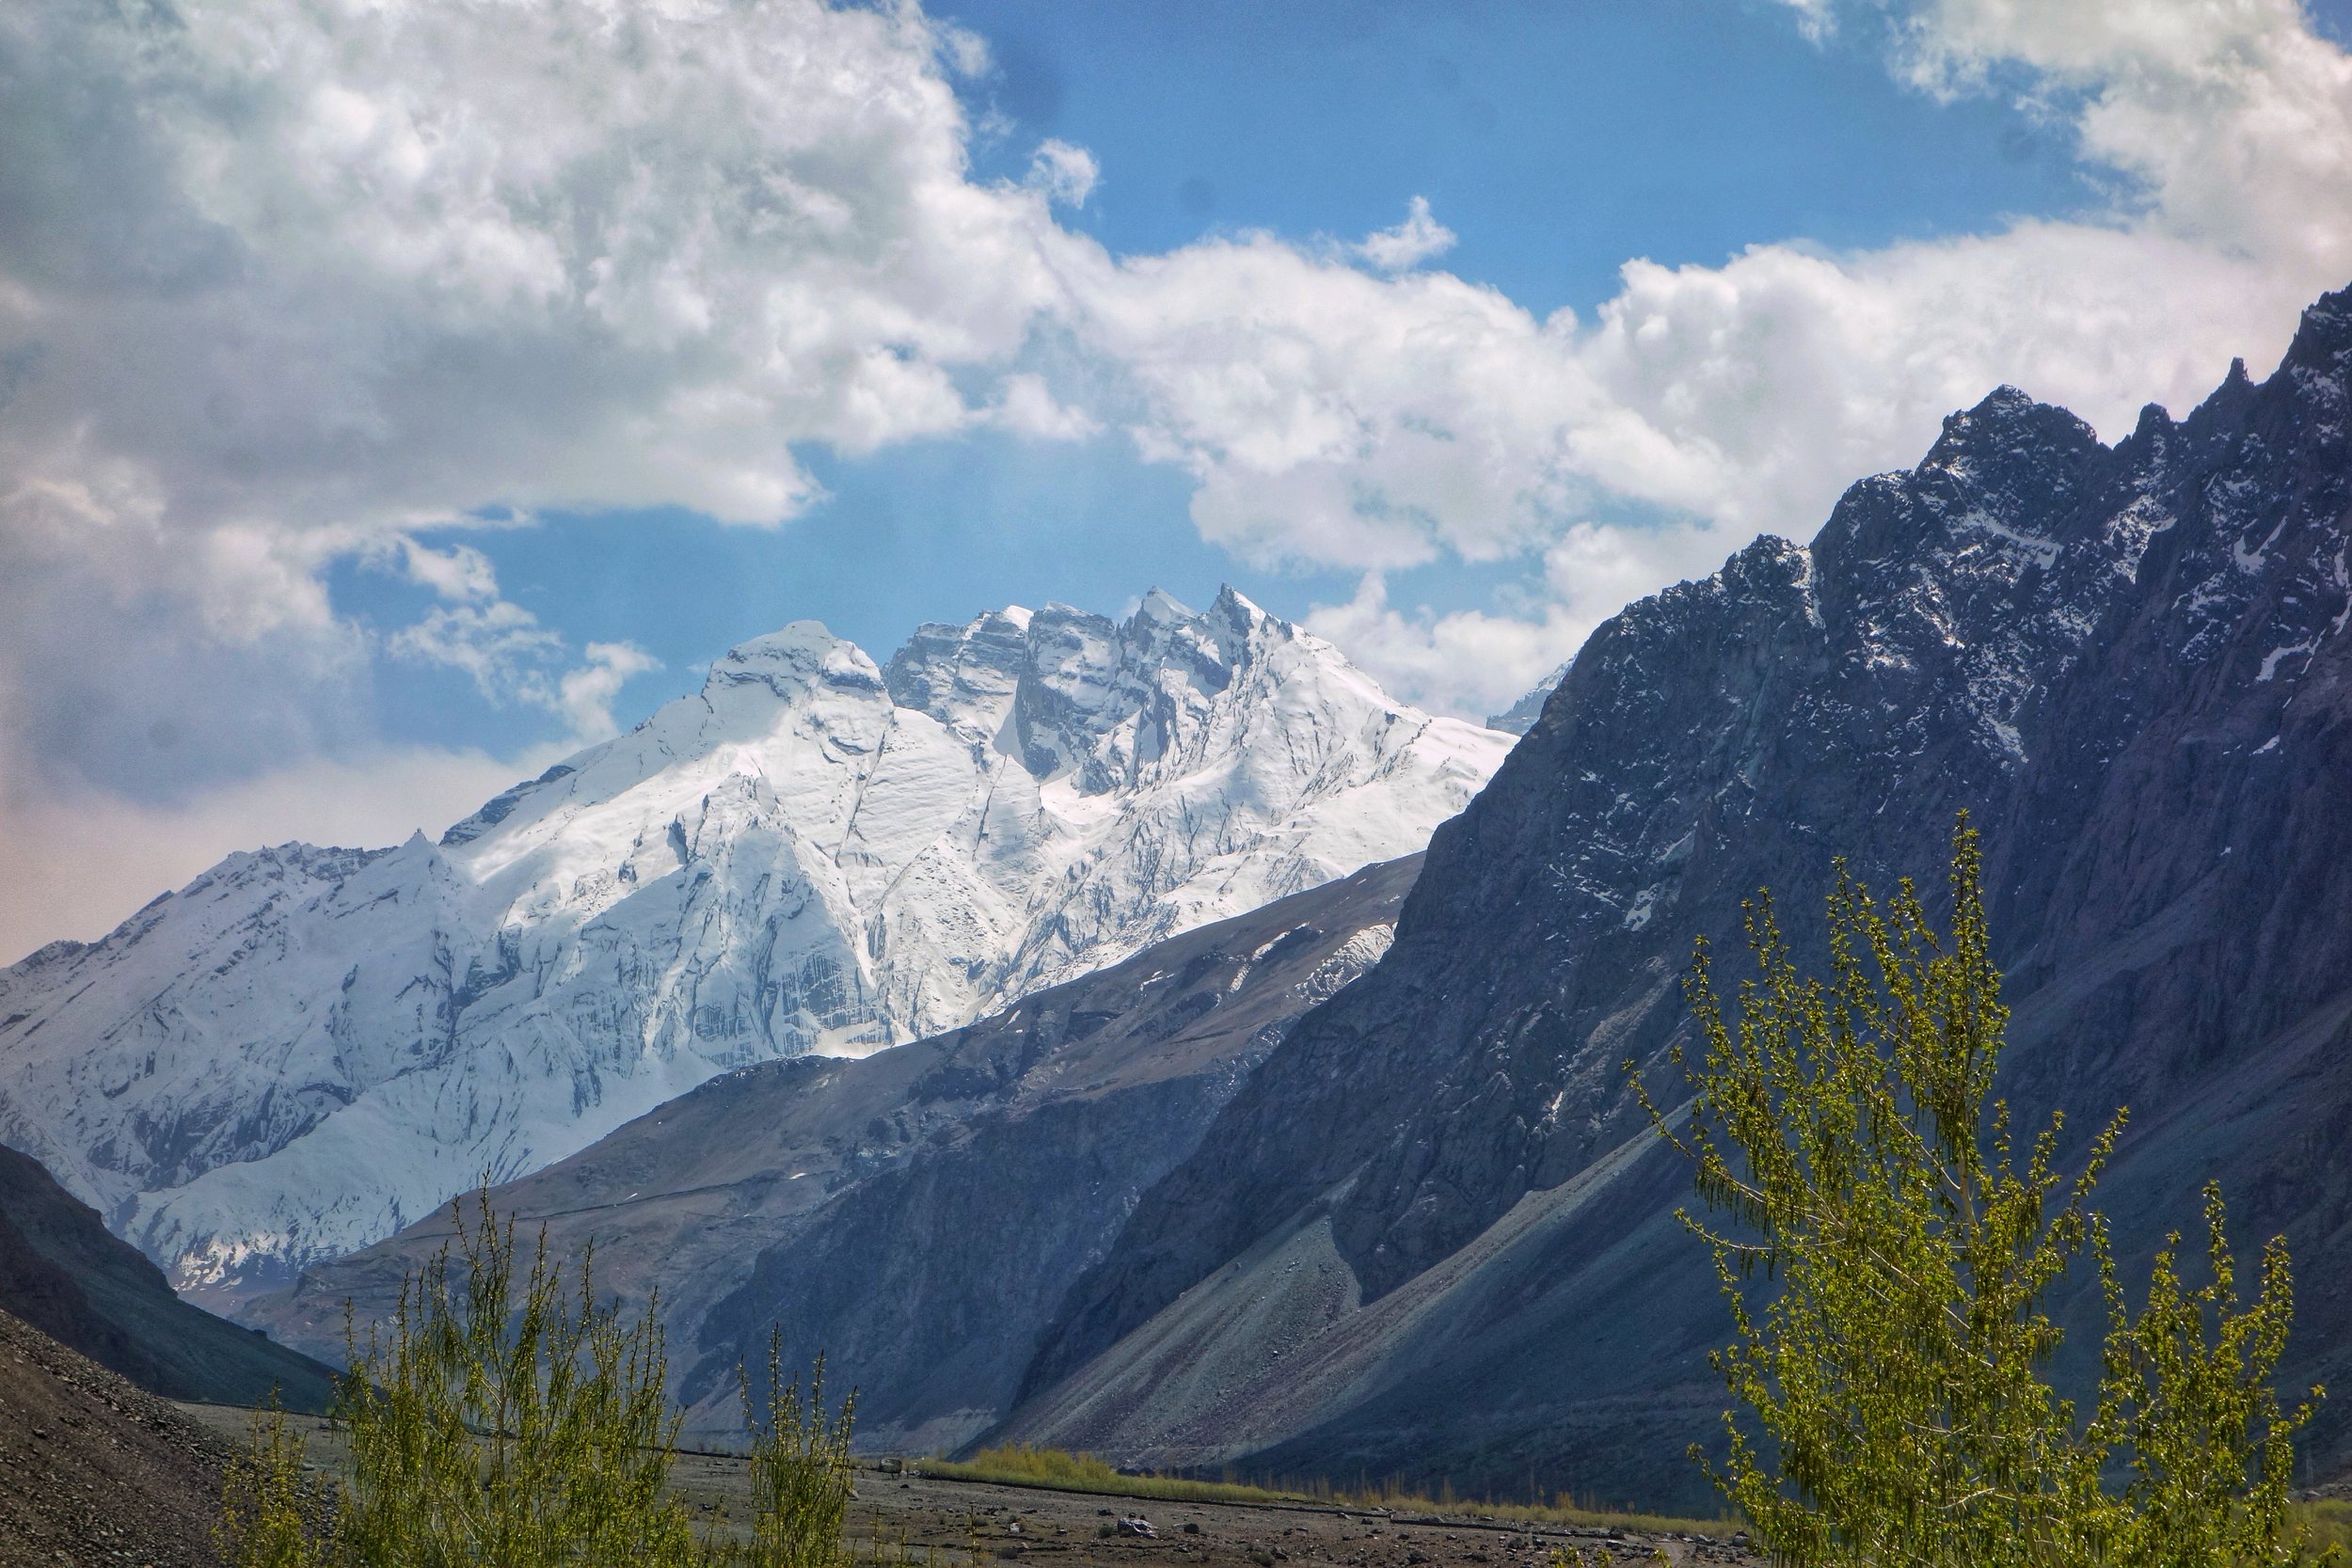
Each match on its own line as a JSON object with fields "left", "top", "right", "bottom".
{"left": 1008, "top": 284, "right": 2352, "bottom": 1509}
{"left": 0, "top": 1144, "right": 333, "bottom": 1410}
{"left": 0, "top": 1306, "right": 255, "bottom": 1568}
{"left": 0, "top": 590, "right": 1503, "bottom": 1311}
{"left": 257, "top": 854, "right": 1422, "bottom": 1454}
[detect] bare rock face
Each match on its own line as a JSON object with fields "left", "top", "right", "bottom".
{"left": 257, "top": 855, "right": 1421, "bottom": 1454}
{"left": 0, "top": 588, "right": 1502, "bottom": 1308}
{"left": 1011, "top": 284, "right": 2352, "bottom": 1509}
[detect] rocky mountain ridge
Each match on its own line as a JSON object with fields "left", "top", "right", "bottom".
{"left": 0, "top": 589, "right": 1505, "bottom": 1307}
{"left": 256, "top": 855, "right": 1422, "bottom": 1454}
{"left": 1001, "top": 283, "right": 2352, "bottom": 1507}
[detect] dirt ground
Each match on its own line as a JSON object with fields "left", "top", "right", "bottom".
{"left": 169, "top": 1402, "right": 1752, "bottom": 1568}
{"left": 0, "top": 1310, "right": 236, "bottom": 1568}
{"left": 810, "top": 1466, "right": 1755, "bottom": 1568}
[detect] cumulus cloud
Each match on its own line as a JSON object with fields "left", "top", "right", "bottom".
{"left": 1078, "top": 0, "right": 2352, "bottom": 715}
{"left": 1358, "top": 196, "right": 1458, "bottom": 272}
{"left": 557, "top": 642, "right": 665, "bottom": 741}
{"left": 992, "top": 372, "right": 1104, "bottom": 440}
{"left": 1027, "top": 139, "right": 1102, "bottom": 208}
{"left": 0, "top": 745, "right": 560, "bottom": 965}
{"left": 1303, "top": 520, "right": 1744, "bottom": 719}
{"left": 0, "top": 0, "right": 1075, "bottom": 943}
{"left": 6, "top": 0, "right": 2352, "bottom": 944}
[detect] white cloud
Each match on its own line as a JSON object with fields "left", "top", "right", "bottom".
{"left": 558, "top": 641, "right": 664, "bottom": 741}
{"left": 393, "top": 538, "right": 501, "bottom": 604}
{"left": 389, "top": 596, "right": 660, "bottom": 742}
{"left": 1303, "top": 520, "right": 1742, "bottom": 719}
{"left": 1027, "top": 139, "right": 1101, "bottom": 208}
{"left": 0, "top": 0, "right": 1079, "bottom": 945}
{"left": 1358, "top": 196, "right": 1458, "bottom": 273}
{"left": 6, "top": 0, "right": 2352, "bottom": 951}
{"left": 992, "top": 372, "right": 1104, "bottom": 440}
{"left": 0, "top": 745, "right": 558, "bottom": 965}
{"left": 1082, "top": 0, "right": 2352, "bottom": 696}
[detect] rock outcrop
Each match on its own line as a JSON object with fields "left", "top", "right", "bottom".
{"left": 1009, "top": 285, "right": 2352, "bottom": 1510}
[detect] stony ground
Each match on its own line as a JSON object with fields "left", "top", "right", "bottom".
{"left": 806, "top": 1468, "right": 1755, "bottom": 1568}
{"left": 0, "top": 1309, "right": 235, "bottom": 1568}
{"left": 170, "top": 1400, "right": 1749, "bottom": 1568}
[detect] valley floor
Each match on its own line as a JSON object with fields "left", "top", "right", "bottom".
{"left": 169, "top": 1404, "right": 1756, "bottom": 1568}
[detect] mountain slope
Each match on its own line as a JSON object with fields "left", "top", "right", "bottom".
{"left": 1007, "top": 284, "right": 2352, "bottom": 1508}
{"left": 1484, "top": 661, "right": 1568, "bottom": 736}
{"left": 258, "top": 855, "right": 1422, "bottom": 1452}
{"left": 0, "top": 1144, "right": 334, "bottom": 1410}
{"left": 0, "top": 589, "right": 1505, "bottom": 1309}
{"left": 0, "top": 1307, "right": 261, "bottom": 1568}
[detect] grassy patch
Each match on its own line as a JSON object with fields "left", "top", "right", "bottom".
{"left": 2291, "top": 1498, "right": 2352, "bottom": 1554}
{"left": 914, "top": 1446, "right": 1736, "bottom": 1539}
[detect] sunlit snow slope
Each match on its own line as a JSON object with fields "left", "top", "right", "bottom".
{"left": 0, "top": 588, "right": 1507, "bottom": 1307}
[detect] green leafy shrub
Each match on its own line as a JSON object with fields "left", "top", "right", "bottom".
{"left": 739, "top": 1335, "right": 858, "bottom": 1568}
{"left": 217, "top": 1397, "right": 326, "bottom": 1568}
{"left": 1636, "top": 818, "right": 2331, "bottom": 1566}
{"left": 331, "top": 1194, "right": 699, "bottom": 1566}
{"left": 220, "top": 1189, "right": 858, "bottom": 1568}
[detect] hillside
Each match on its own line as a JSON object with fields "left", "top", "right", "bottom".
{"left": 259, "top": 855, "right": 1422, "bottom": 1453}
{"left": 1004, "top": 283, "right": 2352, "bottom": 1509}
{"left": 0, "top": 1144, "right": 334, "bottom": 1411}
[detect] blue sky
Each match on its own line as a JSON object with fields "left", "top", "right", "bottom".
{"left": 7, "top": 0, "right": 2352, "bottom": 958}
{"left": 334, "top": 0, "right": 2101, "bottom": 752}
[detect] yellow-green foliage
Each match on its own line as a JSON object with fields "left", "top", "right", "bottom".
{"left": 2296, "top": 1501, "right": 2352, "bottom": 1555}
{"left": 218, "top": 1189, "right": 860, "bottom": 1568}
{"left": 217, "top": 1397, "right": 324, "bottom": 1568}
{"left": 739, "top": 1336, "right": 858, "bottom": 1568}
{"left": 1637, "top": 818, "right": 2332, "bottom": 1567}
{"left": 329, "top": 1194, "right": 699, "bottom": 1566}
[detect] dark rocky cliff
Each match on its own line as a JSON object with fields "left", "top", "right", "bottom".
{"left": 0, "top": 1144, "right": 335, "bottom": 1410}
{"left": 1012, "top": 284, "right": 2352, "bottom": 1508}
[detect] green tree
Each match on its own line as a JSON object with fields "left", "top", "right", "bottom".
{"left": 219, "top": 1189, "right": 863, "bottom": 1568}
{"left": 737, "top": 1335, "right": 859, "bottom": 1568}
{"left": 1635, "top": 819, "right": 2327, "bottom": 1566}
{"left": 330, "top": 1194, "right": 700, "bottom": 1568}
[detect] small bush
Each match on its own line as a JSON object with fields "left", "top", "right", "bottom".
{"left": 219, "top": 1189, "right": 858, "bottom": 1568}
{"left": 739, "top": 1336, "right": 858, "bottom": 1568}
{"left": 217, "top": 1398, "right": 326, "bottom": 1568}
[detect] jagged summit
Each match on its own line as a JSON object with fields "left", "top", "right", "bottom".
{"left": 1007, "top": 278, "right": 2352, "bottom": 1504}
{"left": 0, "top": 589, "right": 1508, "bottom": 1306}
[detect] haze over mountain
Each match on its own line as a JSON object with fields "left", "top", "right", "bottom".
{"left": 994, "top": 283, "right": 2352, "bottom": 1509}
{"left": 0, "top": 590, "right": 1504, "bottom": 1308}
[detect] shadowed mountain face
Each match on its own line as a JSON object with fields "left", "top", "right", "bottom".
{"left": 1006, "top": 284, "right": 2352, "bottom": 1511}
{"left": 0, "top": 1144, "right": 334, "bottom": 1412}
{"left": 257, "top": 855, "right": 1422, "bottom": 1453}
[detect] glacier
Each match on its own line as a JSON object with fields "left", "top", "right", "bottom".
{"left": 0, "top": 587, "right": 1507, "bottom": 1307}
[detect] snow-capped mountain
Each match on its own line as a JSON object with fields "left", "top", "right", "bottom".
{"left": 0, "top": 588, "right": 1508, "bottom": 1306}
{"left": 1485, "top": 660, "right": 1570, "bottom": 736}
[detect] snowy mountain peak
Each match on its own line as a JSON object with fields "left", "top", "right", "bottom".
{"left": 1, "top": 590, "right": 1511, "bottom": 1305}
